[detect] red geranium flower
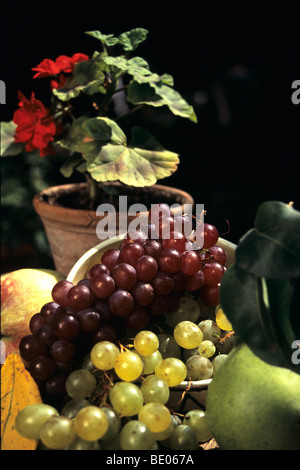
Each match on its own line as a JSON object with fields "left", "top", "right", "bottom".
{"left": 13, "top": 91, "right": 56, "bottom": 156}
{"left": 32, "top": 59, "right": 60, "bottom": 78}
{"left": 32, "top": 53, "right": 89, "bottom": 78}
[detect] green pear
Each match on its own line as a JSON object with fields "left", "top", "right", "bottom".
{"left": 206, "top": 343, "right": 300, "bottom": 450}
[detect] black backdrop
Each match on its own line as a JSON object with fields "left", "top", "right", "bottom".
{"left": 1, "top": 4, "right": 299, "bottom": 271}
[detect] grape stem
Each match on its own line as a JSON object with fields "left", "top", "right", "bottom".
{"left": 169, "top": 379, "right": 192, "bottom": 407}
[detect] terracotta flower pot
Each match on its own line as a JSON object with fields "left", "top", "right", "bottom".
{"left": 33, "top": 182, "right": 194, "bottom": 276}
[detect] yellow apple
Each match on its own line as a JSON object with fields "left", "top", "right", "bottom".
{"left": 1, "top": 269, "right": 65, "bottom": 360}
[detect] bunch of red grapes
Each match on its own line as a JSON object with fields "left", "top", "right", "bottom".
{"left": 19, "top": 203, "right": 228, "bottom": 401}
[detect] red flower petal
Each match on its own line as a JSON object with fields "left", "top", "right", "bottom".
{"left": 32, "top": 59, "right": 60, "bottom": 78}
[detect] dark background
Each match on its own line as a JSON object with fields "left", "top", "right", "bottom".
{"left": 1, "top": 5, "right": 299, "bottom": 274}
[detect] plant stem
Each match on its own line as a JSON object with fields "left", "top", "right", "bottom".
{"left": 86, "top": 174, "right": 98, "bottom": 208}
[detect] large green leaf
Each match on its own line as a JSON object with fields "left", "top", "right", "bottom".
{"left": 103, "top": 55, "right": 196, "bottom": 122}
{"left": 0, "top": 121, "right": 24, "bottom": 156}
{"left": 53, "top": 59, "right": 106, "bottom": 101}
{"left": 128, "top": 80, "right": 197, "bottom": 122}
{"left": 80, "top": 119, "right": 179, "bottom": 186}
{"left": 85, "top": 31, "right": 119, "bottom": 47}
{"left": 85, "top": 28, "right": 148, "bottom": 52}
{"left": 220, "top": 264, "right": 299, "bottom": 372}
{"left": 118, "top": 28, "right": 149, "bottom": 51}
{"left": 236, "top": 201, "right": 300, "bottom": 279}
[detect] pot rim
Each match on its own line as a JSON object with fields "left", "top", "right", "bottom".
{"left": 33, "top": 182, "right": 195, "bottom": 228}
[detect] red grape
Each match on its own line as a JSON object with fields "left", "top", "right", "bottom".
{"left": 151, "top": 271, "right": 174, "bottom": 295}
{"left": 76, "top": 308, "right": 101, "bottom": 332}
{"left": 29, "top": 355, "right": 56, "bottom": 381}
{"left": 181, "top": 250, "right": 201, "bottom": 276}
{"left": 203, "top": 223, "right": 219, "bottom": 249}
{"left": 88, "top": 263, "right": 110, "bottom": 279}
{"left": 37, "top": 325, "right": 57, "bottom": 347}
{"left": 120, "top": 242, "right": 145, "bottom": 266}
{"left": 101, "top": 249, "right": 121, "bottom": 272}
{"left": 112, "top": 263, "right": 138, "bottom": 290}
{"left": 40, "top": 302, "right": 61, "bottom": 325}
{"left": 206, "top": 245, "right": 228, "bottom": 265}
{"left": 184, "top": 269, "right": 205, "bottom": 292}
{"left": 19, "top": 334, "right": 47, "bottom": 362}
{"left": 132, "top": 281, "right": 155, "bottom": 307}
{"left": 53, "top": 314, "right": 80, "bottom": 341}
{"left": 108, "top": 289, "right": 134, "bottom": 317}
{"left": 148, "top": 203, "right": 171, "bottom": 224}
{"left": 92, "top": 323, "right": 117, "bottom": 344}
{"left": 135, "top": 255, "right": 158, "bottom": 282}
{"left": 158, "top": 249, "right": 182, "bottom": 274}
{"left": 67, "top": 284, "right": 94, "bottom": 310}
{"left": 52, "top": 280, "right": 74, "bottom": 307}
{"left": 202, "top": 262, "right": 225, "bottom": 286}
{"left": 162, "top": 231, "right": 187, "bottom": 253}
{"left": 29, "top": 313, "right": 46, "bottom": 335}
{"left": 142, "top": 239, "right": 162, "bottom": 260}
{"left": 91, "top": 273, "right": 116, "bottom": 299}
{"left": 50, "top": 340, "right": 76, "bottom": 363}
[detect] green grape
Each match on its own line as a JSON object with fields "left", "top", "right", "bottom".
{"left": 185, "top": 355, "right": 213, "bottom": 381}
{"left": 155, "top": 357, "right": 187, "bottom": 387}
{"left": 40, "top": 416, "right": 76, "bottom": 450}
{"left": 64, "top": 435, "right": 101, "bottom": 450}
{"left": 101, "top": 407, "right": 121, "bottom": 441}
{"left": 152, "top": 420, "right": 174, "bottom": 441}
{"left": 173, "top": 321, "right": 203, "bottom": 349}
{"left": 119, "top": 420, "right": 156, "bottom": 450}
{"left": 114, "top": 350, "right": 144, "bottom": 381}
{"left": 90, "top": 341, "right": 120, "bottom": 371}
{"left": 183, "top": 409, "right": 212, "bottom": 442}
{"left": 198, "top": 319, "right": 221, "bottom": 344}
{"left": 65, "top": 369, "right": 96, "bottom": 399}
{"left": 215, "top": 307, "right": 233, "bottom": 331}
{"left": 60, "top": 398, "right": 90, "bottom": 419}
{"left": 134, "top": 330, "right": 159, "bottom": 356}
{"left": 198, "top": 340, "right": 216, "bottom": 358}
{"left": 170, "top": 424, "right": 198, "bottom": 450}
{"left": 140, "top": 349, "right": 162, "bottom": 375}
{"left": 109, "top": 381, "right": 144, "bottom": 416}
{"left": 161, "top": 415, "right": 182, "bottom": 448}
{"left": 165, "top": 297, "right": 200, "bottom": 328}
{"left": 158, "top": 333, "right": 181, "bottom": 359}
{"left": 212, "top": 353, "right": 228, "bottom": 374}
{"left": 15, "top": 403, "right": 59, "bottom": 440}
{"left": 140, "top": 375, "right": 170, "bottom": 404}
{"left": 138, "top": 402, "right": 172, "bottom": 433}
{"left": 74, "top": 406, "right": 109, "bottom": 441}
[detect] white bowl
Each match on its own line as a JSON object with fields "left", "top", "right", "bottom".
{"left": 67, "top": 234, "right": 236, "bottom": 412}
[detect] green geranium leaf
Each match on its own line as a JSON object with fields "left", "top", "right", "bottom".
{"left": 53, "top": 59, "right": 106, "bottom": 101}
{"left": 220, "top": 264, "right": 299, "bottom": 373}
{"left": 0, "top": 121, "right": 24, "bottom": 156}
{"left": 60, "top": 153, "right": 87, "bottom": 178}
{"left": 85, "top": 30, "right": 119, "bottom": 47}
{"left": 236, "top": 201, "right": 300, "bottom": 279}
{"left": 128, "top": 80, "right": 197, "bottom": 122}
{"left": 56, "top": 116, "right": 90, "bottom": 153}
{"left": 118, "top": 28, "right": 149, "bottom": 51}
{"left": 81, "top": 122, "right": 179, "bottom": 186}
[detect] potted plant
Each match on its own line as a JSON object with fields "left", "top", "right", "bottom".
{"left": 1, "top": 28, "right": 196, "bottom": 275}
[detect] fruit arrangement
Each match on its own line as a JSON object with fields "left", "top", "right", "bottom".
{"left": 8, "top": 204, "right": 237, "bottom": 450}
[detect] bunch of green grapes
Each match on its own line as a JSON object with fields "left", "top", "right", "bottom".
{"left": 15, "top": 328, "right": 217, "bottom": 450}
